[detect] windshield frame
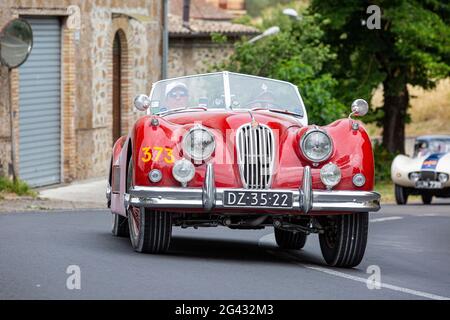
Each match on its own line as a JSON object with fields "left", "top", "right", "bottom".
{"left": 414, "top": 138, "right": 450, "bottom": 157}
{"left": 148, "top": 71, "right": 307, "bottom": 120}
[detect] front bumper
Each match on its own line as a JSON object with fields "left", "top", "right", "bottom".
{"left": 125, "top": 165, "right": 381, "bottom": 214}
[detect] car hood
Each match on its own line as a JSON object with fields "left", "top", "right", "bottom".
{"left": 163, "top": 109, "right": 304, "bottom": 134}
{"left": 398, "top": 152, "right": 450, "bottom": 173}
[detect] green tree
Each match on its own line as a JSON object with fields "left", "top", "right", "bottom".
{"left": 311, "top": 0, "right": 450, "bottom": 153}
{"left": 215, "top": 8, "right": 347, "bottom": 125}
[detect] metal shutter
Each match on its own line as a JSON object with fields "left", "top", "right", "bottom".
{"left": 18, "top": 17, "right": 61, "bottom": 187}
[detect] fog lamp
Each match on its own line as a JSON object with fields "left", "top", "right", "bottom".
{"left": 172, "top": 159, "right": 195, "bottom": 186}
{"left": 320, "top": 163, "right": 341, "bottom": 189}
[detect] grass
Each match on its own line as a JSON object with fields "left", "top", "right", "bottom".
{"left": 367, "top": 78, "right": 450, "bottom": 137}
{"left": 374, "top": 180, "right": 395, "bottom": 204}
{"left": 0, "top": 176, "right": 37, "bottom": 197}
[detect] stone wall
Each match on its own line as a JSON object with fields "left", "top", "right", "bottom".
{"left": 168, "top": 38, "right": 234, "bottom": 77}
{"left": 0, "top": 0, "right": 162, "bottom": 184}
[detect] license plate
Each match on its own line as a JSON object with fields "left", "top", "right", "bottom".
{"left": 223, "top": 190, "right": 293, "bottom": 208}
{"left": 415, "top": 181, "right": 442, "bottom": 189}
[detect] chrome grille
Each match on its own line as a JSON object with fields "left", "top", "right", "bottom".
{"left": 236, "top": 124, "right": 275, "bottom": 189}
{"left": 420, "top": 171, "right": 437, "bottom": 181}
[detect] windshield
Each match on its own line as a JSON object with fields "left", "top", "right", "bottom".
{"left": 414, "top": 139, "right": 450, "bottom": 157}
{"left": 149, "top": 72, "right": 305, "bottom": 116}
{"left": 228, "top": 73, "right": 304, "bottom": 115}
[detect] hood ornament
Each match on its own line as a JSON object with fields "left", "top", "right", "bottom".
{"left": 248, "top": 110, "right": 259, "bottom": 128}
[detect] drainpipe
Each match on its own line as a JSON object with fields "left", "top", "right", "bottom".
{"left": 162, "top": 0, "right": 169, "bottom": 79}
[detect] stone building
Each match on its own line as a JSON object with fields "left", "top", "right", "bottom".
{"left": 0, "top": 0, "right": 163, "bottom": 187}
{"left": 205, "top": 0, "right": 246, "bottom": 16}
{"left": 168, "top": 0, "right": 258, "bottom": 77}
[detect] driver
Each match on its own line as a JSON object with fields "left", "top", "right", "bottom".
{"left": 164, "top": 82, "right": 189, "bottom": 109}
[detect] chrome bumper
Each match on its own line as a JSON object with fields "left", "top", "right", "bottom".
{"left": 125, "top": 164, "right": 381, "bottom": 213}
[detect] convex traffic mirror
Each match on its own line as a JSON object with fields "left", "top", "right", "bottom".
{"left": 0, "top": 19, "right": 33, "bottom": 68}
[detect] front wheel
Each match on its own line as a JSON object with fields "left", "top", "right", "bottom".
{"left": 128, "top": 208, "right": 172, "bottom": 253}
{"left": 319, "top": 213, "right": 368, "bottom": 268}
{"left": 421, "top": 194, "right": 433, "bottom": 205}
{"left": 275, "top": 228, "right": 307, "bottom": 249}
{"left": 395, "top": 184, "right": 408, "bottom": 205}
{"left": 126, "top": 160, "right": 172, "bottom": 253}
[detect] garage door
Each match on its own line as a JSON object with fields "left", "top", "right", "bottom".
{"left": 18, "top": 17, "right": 61, "bottom": 187}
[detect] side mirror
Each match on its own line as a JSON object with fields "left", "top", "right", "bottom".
{"left": 0, "top": 18, "right": 33, "bottom": 68}
{"left": 134, "top": 94, "right": 151, "bottom": 111}
{"left": 350, "top": 99, "right": 369, "bottom": 117}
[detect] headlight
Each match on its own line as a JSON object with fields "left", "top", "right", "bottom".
{"left": 438, "top": 173, "right": 449, "bottom": 183}
{"left": 172, "top": 159, "right": 195, "bottom": 186}
{"left": 409, "top": 172, "right": 421, "bottom": 182}
{"left": 182, "top": 127, "right": 215, "bottom": 161}
{"left": 300, "top": 129, "right": 333, "bottom": 162}
{"left": 320, "top": 163, "right": 341, "bottom": 189}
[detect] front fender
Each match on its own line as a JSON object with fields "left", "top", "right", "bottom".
{"left": 391, "top": 154, "right": 417, "bottom": 187}
{"left": 130, "top": 116, "right": 242, "bottom": 189}
{"left": 321, "top": 118, "right": 375, "bottom": 191}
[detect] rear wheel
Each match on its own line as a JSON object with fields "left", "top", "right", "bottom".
{"left": 275, "top": 228, "right": 307, "bottom": 249}
{"left": 319, "top": 213, "right": 368, "bottom": 268}
{"left": 421, "top": 194, "right": 433, "bottom": 205}
{"left": 395, "top": 184, "right": 408, "bottom": 205}
{"left": 126, "top": 160, "right": 172, "bottom": 253}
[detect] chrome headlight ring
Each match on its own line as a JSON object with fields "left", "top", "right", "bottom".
{"left": 300, "top": 128, "right": 333, "bottom": 163}
{"left": 182, "top": 126, "right": 216, "bottom": 162}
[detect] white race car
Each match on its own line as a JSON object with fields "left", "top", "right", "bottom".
{"left": 391, "top": 135, "right": 450, "bottom": 205}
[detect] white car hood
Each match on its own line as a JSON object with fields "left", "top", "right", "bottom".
{"left": 391, "top": 152, "right": 450, "bottom": 187}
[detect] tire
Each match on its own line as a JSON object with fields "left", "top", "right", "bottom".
{"left": 112, "top": 213, "right": 129, "bottom": 237}
{"left": 274, "top": 228, "right": 307, "bottom": 249}
{"left": 421, "top": 194, "right": 432, "bottom": 205}
{"left": 395, "top": 184, "right": 408, "bottom": 205}
{"left": 319, "top": 213, "right": 368, "bottom": 268}
{"left": 126, "top": 160, "right": 172, "bottom": 253}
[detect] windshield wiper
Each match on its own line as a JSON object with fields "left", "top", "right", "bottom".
{"left": 262, "top": 108, "right": 303, "bottom": 118}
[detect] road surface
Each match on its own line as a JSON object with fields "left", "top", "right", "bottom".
{"left": 0, "top": 203, "right": 449, "bottom": 299}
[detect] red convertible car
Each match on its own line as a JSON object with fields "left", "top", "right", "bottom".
{"left": 107, "top": 72, "right": 380, "bottom": 268}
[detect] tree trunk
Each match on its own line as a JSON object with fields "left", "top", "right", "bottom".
{"left": 381, "top": 75, "right": 409, "bottom": 154}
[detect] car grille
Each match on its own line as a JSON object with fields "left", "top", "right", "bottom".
{"left": 420, "top": 171, "right": 437, "bottom": 181}
{"left": 236, "top": 123, "right": 275, "bottom": 189}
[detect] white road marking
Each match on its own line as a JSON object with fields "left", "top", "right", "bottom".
{"left": 258, "top": 233, "right": 449, "bottom": 300}
{"left": 370, "top": 216, "right": 403, "bottom": 223}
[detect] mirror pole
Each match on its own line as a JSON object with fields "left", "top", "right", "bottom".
{"left": 8, "top": 68, "right": 18, "bottom": 182}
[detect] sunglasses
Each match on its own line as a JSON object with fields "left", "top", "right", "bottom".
{"left": 168, "top": 90, "right": 188, "bottom": 98}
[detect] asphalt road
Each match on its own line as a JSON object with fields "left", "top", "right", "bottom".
{"left": 1, "top": 203, "right": 449, "bottom": 300}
